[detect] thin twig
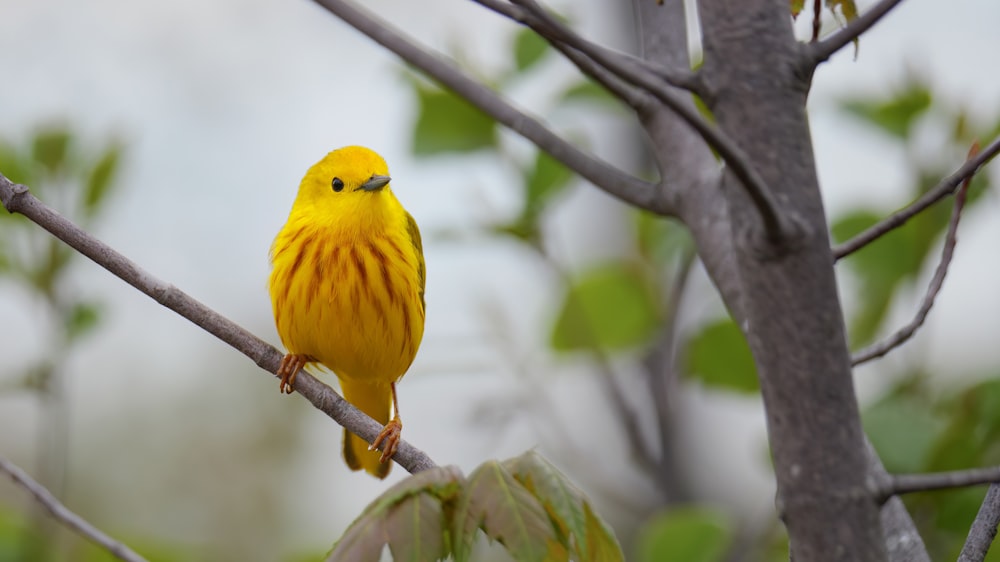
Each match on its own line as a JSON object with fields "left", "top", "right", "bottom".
{"left": 880, "top": 466, "right": 1000, "bottom": 503}
{"left": 810, "top": 0, "right": 908, "bottom": 63}
{"left": 834, "top": 135, "right": 1000, "bottom": 261}
{"left": 504, "top": 0, "right": 793, "bottom": 244}
{"left": 851, "top": 145, "right": 976, "bottom": 366}
{"left": 811, "top": 0, "right": 822, "bottom": 42}
{"left": 0, "top": 175, "right": 437, "bottom": 475}
{"left": 309, "top": 0, "right": 661, "bottom": 214}
{"left": 958, "top": 484, "right": 1000, "bottom": 562}
{"left": 472, "top": 0, "right": 653, "bottom": 110}
{"left": 520, "top": 21, "right": 650, "bottom": 111}
{"left": 0, "top": 456, "right": 148, "bottom": 562}
{"left": 471, "top": 0, "right": 702, "bottom": 94}
{"left": 643, "top": 248, "right": 696, "bottom": 501}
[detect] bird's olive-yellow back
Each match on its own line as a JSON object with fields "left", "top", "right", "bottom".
{"left": 269, "top": 146, "right": 425, "bottom": 477}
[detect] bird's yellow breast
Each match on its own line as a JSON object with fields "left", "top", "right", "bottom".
{"left": 268, "top": 151, "right": 425, "bottom": 384}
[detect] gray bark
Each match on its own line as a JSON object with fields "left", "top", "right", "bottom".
{"left": 638, "top": 0, "right": 886, "bottom": 559}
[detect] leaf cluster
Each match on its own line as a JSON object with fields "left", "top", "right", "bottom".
{"left": 327, "top": 451, "right": 622, "bottom": 562}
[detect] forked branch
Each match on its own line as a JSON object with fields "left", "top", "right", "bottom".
{"left": 309, "top": 0, "right": 660, "bottom": 213}
{"left": 851, "top": 150, "right": 973, "bottom": 366}
{"left": 834, "top": 135, "right": 1000, "bottom": 260}
{"left": 471, "top": 0, "right": 702, "bottom": 93}
{"left": 497, "top": 0, "right": 795, "bottom": 243}
{"left": 0, "top": 456, "right": 147, "bottom": 562}
{"left": 810, "top": 0, "right": 909, "bottom": 64}
{"left": 0, "top": 174, "right": 437, "bottom": 475}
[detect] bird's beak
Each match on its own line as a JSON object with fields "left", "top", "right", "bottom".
{"left": 358, "top": 174, "right": 391, "bottom": 192}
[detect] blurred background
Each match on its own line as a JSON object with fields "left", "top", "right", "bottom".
{"left": 1, "top": 0, "right": 1000, "bottom": 560}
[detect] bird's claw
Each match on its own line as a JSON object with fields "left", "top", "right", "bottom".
{"left": 370, "top": 418, "right": 403, "bottom": 464}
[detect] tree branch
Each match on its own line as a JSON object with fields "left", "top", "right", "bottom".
{"left": 809, "top": 0, "right": 908, "bottom": 64}
{"left": 958, "top": 484, "right": 1000, "bottom": 562}
{"left": 308, "top": 0, "right": 661, "bottom": 214}
{"left": 834, "top": 135, "right": 1000, "bottom": 261}
{"left": 471, "top": 0, "right": 702, "bottom": 94}
{"left": 0, "top": 456, "right": 147, "bottom": 562}
{"left": 642, "top": 248, "right": 695, "bottom": 501}
{"left": 850, "top": 162, "right": 970, "bottom": 366}
{"left": 506, "top": 0, "right": 795, "bottom": 244}
{"left": 863, "top": 441, "right": 931, "bottom": 562}
{"left": 472, "top": 0, "right": 650, "bottom": 110}
{"left": 0, "top": 174, "right": 437, "bottom": 475}
{"left": 592, "top": 355, "right": 658, "bottom": 476}
{"left": 880, "top": 466, "right": 1000, "bottom": 503}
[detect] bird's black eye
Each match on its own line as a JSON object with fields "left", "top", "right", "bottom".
{"left": 332, "top": 177, "right": 344, "bottom": 192}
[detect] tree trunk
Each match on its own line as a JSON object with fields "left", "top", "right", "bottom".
{"left": 637, "top": 0, "right": 887, "bottom": 559}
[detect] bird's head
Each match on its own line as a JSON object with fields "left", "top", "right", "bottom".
{"left": 294, "top": 146, "right": 394, "bottom": 212}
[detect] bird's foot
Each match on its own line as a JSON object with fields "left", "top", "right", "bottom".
{"left": 370, "top": 417, "right": 402, "bottom": 464}
{"left": 277, "top": 354, "right": 312, "bottom": 394}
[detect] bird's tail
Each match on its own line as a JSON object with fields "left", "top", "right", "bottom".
{"left": 339, "top": 378, "right": 392, "bottom": 479}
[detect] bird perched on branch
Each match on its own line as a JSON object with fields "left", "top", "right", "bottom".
{"left": 269, "top": 146, "right": 425, "bottom": 479}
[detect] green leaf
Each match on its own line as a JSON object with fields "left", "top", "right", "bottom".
{"left": 27, "top": 238, "right": 74, "bottom": 295}
{"left": 924, "top": 378, "right": 1000, "bottom": 474}
{"left": 558, "top": 80, "right": 619, "bottom": 108}
{"left": 635, "top": 211, "right": 692, "bottom": 265}
{"left": 582, "top": 502, "right": 622, "bottom": 562}
{"left": 934, "top": 487, "right": 987, "bottom": 534}
{"left": 497, "top": 151, "right": 575, "bottom": 246}
{"left": 638, "top": 507, "right": 731, "bottom": 562}
{"left": 826, "top": 0, "right": 858, "bottom": 22}
{"left": 832, "top": 202, "right": 954, "bottom": 346}
{"left": 31, "top": 127, "right": 73, "bottom": 174}
{"left": 503, "top": 451, "right": 623, "bottom": 562}
{"left": 684, "top": 318, "right": 759, "bottom": 393}
{"left": 970, "top": 379, "right": 1000, "bottom": 442}
{"left": 790, "top": 0, "right": 805, "bottom": 18}
{"left": 454, "top": 461, "right": 563, "bottom": 562}
{"left": 66, "top": 301, "right": 102, "bottom": 341}
{"left": 492, "top": 218, "right": 540, "bottom": 246}
{"left": 385, "top": 494, "right": 449, "bottom": 562}
{"left": 841, "top": 85, "right": 932, "bottom": 139}
{"left": 0, "top": 140, "right": 34, "bottom": 186}
{"left": 550, "top": 262, "right": 660, "bottom": 352}
{"left": 832, "top": 210, "right": 915, "bottom": 345}
{"left": 329, "top": 466, "right": 463, "bottom": 562}
{"left": 692, "top": 93, "right": 715, "bottom": 125}
{"left": 328, "top": 508, "right": 386, "bottom": 562}
{"left": 513, "top": 27, "right": 549, "bottom": 72}
{"left": 84, "top": 142, "right": 122, "bottom": 217}
{"left": 524, "top": 150, "right": 573, "bottom": 218}
{"left": 411, "top": 83, "right": 497, "bottom": 156}
{"left": 862, "top": 387, "right": 944, "bottom": 473}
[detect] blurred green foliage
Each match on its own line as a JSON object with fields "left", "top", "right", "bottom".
{"left": 832, "top": 79, "right": 991, "bottom": 347}
{"left": 551, "top": 262, "right": 660, "bottom": 352}
{"left": 637, "top": 507, "right": 732, "bottom": 562}
{"left": 410, "top": 80, "right": 498, "bottom": 156}
{"left": 0, "top": 124, "right": 122, "bottom": 388}
{"left": 0, "top": 124, "right": 123, "bottom": 561}
{"left": 684, "top": 319, "right": 758, "bottom": 393}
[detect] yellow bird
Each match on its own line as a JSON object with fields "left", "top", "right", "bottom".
{"left": 268, "top": 146, "right": 425, "bottom": 479}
